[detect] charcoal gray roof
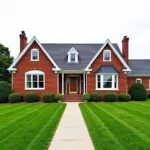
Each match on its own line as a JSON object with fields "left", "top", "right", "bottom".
{"left": 95, "top": 65, "right": 119, "bottom": 74}
{"left": 128, "top": 59, "right": 150, "bottom": 75}
{"left": 42, "top": 43, "right": 122, "bottom": 70}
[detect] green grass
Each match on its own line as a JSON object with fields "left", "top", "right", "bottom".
{"left": 79, "top": 101, "right": 150, "bottom": 150}
{"left": 0, "top": 103, "right": 66, "bottom": 150}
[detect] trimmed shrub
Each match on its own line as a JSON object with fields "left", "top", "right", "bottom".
{"left": 25, "top": 92, "right": 40, "bottom": 102}
{"left": 82, "top": 93, "right": 90, "bottom": 101}
{"left": 90, "top": 92, "right": 102, "bottom": 102}
{"left": 55, "top": 93, "right": 64, "bottom": 101}
{"left": 43, "top": 93, "right": 55, "bottom": 103}
{"left": 129, "top": 83, "right": 147, "bottom": 101}
{"left": 118, "top": 93, "right": 131, "bottom": 102}
{"left": 0, "top": 81, "right": 12, "bottom": 103}
{"left": 103, "top": 93, "right": 118, "bottom": 102}
{"left": 9, "top": 93, "right": 23, "bottom": 103}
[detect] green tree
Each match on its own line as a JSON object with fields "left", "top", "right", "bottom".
{"left": 0, "top": 44, "right": 13, "bottom": 83}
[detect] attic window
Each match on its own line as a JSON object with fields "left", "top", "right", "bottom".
{"left": 31, "top": 49, "right": 39, "bottom": 61}
{"left": 103, "top": 50, "right": 111, "bottom": 61}
{"left": 67, "top": 47, "right": 79, "bottom": 63}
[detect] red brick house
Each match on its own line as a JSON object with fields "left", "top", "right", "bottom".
{"left": 8, "top": 31, "right": 150, "bottom": 101}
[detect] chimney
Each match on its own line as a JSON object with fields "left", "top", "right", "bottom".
{"left": 19, "top": 31, "right": 27, "bottom": 52}
{"left": 122, "top": 36, "right": 129, "bottom": 64}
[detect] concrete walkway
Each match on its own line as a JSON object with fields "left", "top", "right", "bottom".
{"left": 48, "top": 102, "right": 95, "bottom": 150}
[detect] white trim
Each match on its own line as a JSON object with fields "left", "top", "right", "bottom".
{"left": 67, "top": 47, "right": 79, "bottom": 63}
{"left": 136, "top": 78, "right": 142, "bottom": 83}
{"left": 128, "top": 74, "right": 150, "bottom": 77}
{"left": 103, "top": 50, "right": 111, "bottom": 61}
{"left": 12, "top": 73, "right": 13, "bottom": 91}
{"left": 96, "top": 74, "right": 118, "bottom": 90}
{"left": 85, "top": 39, "right": 131, "bottom": 72}
{"left": 25, "top": 70, "right": 45, "bottom": 90}
{"left": 31, "top": 48, "right": 39, "bottom": 61}
{"left": 8, "top": 36, "right": 60, "bottom": 71}
{"left": 62, "top": 73, "right": 64, "bottom": 95}
{"left": 57, "top": 73, "right": 59, "bottom": 94}
{"left": 86, "top": 74, "right": 87, "bottom": 93}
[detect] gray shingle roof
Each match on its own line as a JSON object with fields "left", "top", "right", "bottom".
{"left": 42, "top": 43, "right": 122, "bottom": 70}
{"left": 95, "top": 65, "right": 119, "bottom": 74}
{"left": 128, "top": 59, "right": 150, "bottom": 75}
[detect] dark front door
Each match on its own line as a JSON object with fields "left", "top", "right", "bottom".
{"left": 70, "top": 77, "right": 77, "bottom": 93}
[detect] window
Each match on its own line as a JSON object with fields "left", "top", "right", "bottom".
{"left": 31, "top": 49, "right": 39, "bottom": 61}
{"left": 103, "top": 50, "right": 111, "bottom": 61}
{"left": 67, "top": 47, "right": 79, "bottom": 63}
{"left": 70, "top": 53, "right": 76, "bottom": 62}
{"left": 136, "top": 78, "right": 142, "bottom": 83}
{"left": 96, "top": 74, "right": 118, "bottom": 90}
{"left": 25, "top": 70, "right": 44, "bottom": 90}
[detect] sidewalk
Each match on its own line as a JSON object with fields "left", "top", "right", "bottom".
{"left": 48, "top": 102, "right": 94, "bottom": 150}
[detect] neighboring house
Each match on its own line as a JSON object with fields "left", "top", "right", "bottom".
{"left": 8, "top": 31, "right": 150, "bottom": 101}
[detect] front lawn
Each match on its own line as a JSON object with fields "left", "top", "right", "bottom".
{"left": 79, "top": 101, "right": 150, "bottom": 150}
{"left": 0, "top": 103, "right": 66, "bottom": 150}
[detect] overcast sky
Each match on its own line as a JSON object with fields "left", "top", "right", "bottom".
{"left": 0, "top": 0, "right": 150, "bottom": 59}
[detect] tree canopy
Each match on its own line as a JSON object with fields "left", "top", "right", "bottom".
{"left": 0, "top": 44, "right": 13, "bottom": 83}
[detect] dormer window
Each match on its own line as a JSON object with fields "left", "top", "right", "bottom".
{"left": 31, "top": 49, "right": 39, "bottom": 61}
{"left": 67, "top": 47, "right": 79, "bottom": 63}
{"left": 103, "top": 50, "right": 111, "bottom": 61}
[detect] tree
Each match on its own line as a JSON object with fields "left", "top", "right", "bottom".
{"left": 0, "top": 44, "right": 13, "bottom": 83}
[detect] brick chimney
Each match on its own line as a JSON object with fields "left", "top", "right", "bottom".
{"left": 19, "top": 31, "right": 27, "bottom": 52}
{"left": 122, "top": 36, "right": 129, "bottom": 64}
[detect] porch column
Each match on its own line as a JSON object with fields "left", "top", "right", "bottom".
{"left": 62, "top": 73, "right": 64, "bottom": 95}
{"left": 83, "top": 73, "right": 86, "bottom": 94}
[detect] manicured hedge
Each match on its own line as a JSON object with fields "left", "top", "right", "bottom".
{"left": 118, "top": 93, "right": 131, "bottom": 102}
{"left": 9, "top": 93, "right": 23, "bottom": 103}
{"left": 90, "top": 92, "right": 102, "bottom": 102}
{"left": 129, "top": 83, "right": 147, "bottom": 101}
{"left": 82, "top": 93, "right": 90, "bottom": 101}
{"left": 0, "top": 81, "right": 12, "bottom": 103}
{"left": 43, "top": 93, "right": 55, "bottom": 103}
{"left": 55, "top": 93, "right": 64, "bottom": 101}
{"left": 25, "top": 92, "right": 40, "bottom": 102}
{"left": 103, "top": 93, "right": 118, "bottom": 102}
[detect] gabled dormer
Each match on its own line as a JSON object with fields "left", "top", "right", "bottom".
{"left": 67, "top": 47, "right": 79, "bottom": 63}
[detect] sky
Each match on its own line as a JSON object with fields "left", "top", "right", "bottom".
{"left": 0, "top": 0, "right": 150, "bottom": 59}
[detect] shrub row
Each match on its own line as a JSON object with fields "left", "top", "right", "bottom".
{"left": 82, "top": 92, "right": 131, "bottom": 102}
{"left": 3, "top": 92, "right": 64, "bottom": 103}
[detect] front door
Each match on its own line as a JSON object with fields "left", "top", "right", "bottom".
{"left": 70, "top": 77, "right": 77, "bottom": 94}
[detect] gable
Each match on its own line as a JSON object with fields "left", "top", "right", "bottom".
{"left": 85, "top": 39, "right": 131, "bottom": 72}
{"left": 8, "top": 36, "right": 60, "bottom": 72}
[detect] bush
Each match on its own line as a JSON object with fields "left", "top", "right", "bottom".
{"left": 82, "top": 93, "right": 90, "bottom": 101}
{"left": 43, "top": 93, "right": 55, "bottom": 103}
{"left": 0, "top": 81, "right": 12, "bottom": 103}
{"left": 129, "top": 83, "right": 147, "bottom": 101}
{"left": 55, "top": 93, "right": 64, "bottom": 101}
{"left": 9, "top": 93, "right": 23, "bottom": 103}
{"left": 103, "top": 93, "right": 118, "bottom": 102}
{"left": 90, "top": 92, "right": 102, "bottom": 102}
{"left": 25, "top": 92, "right": 40, "bottom": 102}
{"left": 118, "top": 93, "right": 131, "bottom": 102}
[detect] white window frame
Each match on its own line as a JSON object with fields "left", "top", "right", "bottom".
{"left": 103, "top": 50, "right": 111, "bottom": 61}
{"left": 95, "top": 73, "right": 118, "bottom": 90}
{"left": 67, "top": 47, "right": 79, "bottom": 63}
{"left": 136, "top": 78, "right": 142, "bottom": 84}
{"left": 31, "top": 48, "right": 39, "bottom": 61}
{"left": 25, "top": 70, "right": 45, "bottom": 90}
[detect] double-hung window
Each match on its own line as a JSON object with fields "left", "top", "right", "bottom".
{"left": 25, "top": 70, "right": 44, "bottom": 90}
{"left": 136, "top": 78, "right": 142, "bottom": 83}
{"left": 31, "top": 49, "right": 39, "bottom": 61}
{"left": 103, "top": 50, "right": 111, "bottom": 61}
{"left": 70, "top": 53, "right": 76, "bottom": 62}
{"left": 96, "top": 74, "right": 118, "bottom": 90}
